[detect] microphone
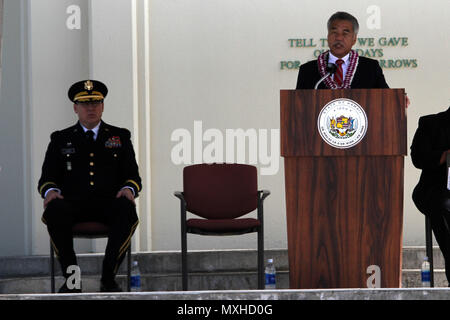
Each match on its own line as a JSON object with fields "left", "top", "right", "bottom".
{"left": 314, "top": 63, "right": 337, "bottom": 89}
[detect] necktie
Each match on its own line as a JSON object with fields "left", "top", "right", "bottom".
{"left": 334, "top": 59, "right": 344, "bottom": 87}
{"left": 86, "top": 130, "right": 95, "bottom": 143}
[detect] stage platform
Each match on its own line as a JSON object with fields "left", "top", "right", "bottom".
{"left": 0, "top": 288, "right": 449, "bottom": 300}
{"left": 0, "top": 247, "right": 448, "bottom": 298}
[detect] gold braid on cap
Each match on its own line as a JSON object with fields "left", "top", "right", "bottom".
{"left": 74, "top": 91, "right": 104, "bottom": 102}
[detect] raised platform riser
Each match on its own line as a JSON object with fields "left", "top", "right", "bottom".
{"left": 0, "top": 247, "right": 447, "bottom": 294}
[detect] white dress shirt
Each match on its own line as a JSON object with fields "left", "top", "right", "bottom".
{"left": 80, "top": 122, "right": 101, "bottom": 141}
{"left": 328, "top": 52, "right": 350, "bottom": 82}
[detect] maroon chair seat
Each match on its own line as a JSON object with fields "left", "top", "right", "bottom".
{"left": 187, "top": 218, "right": 261, "bottom": 235}
{"left": 49, "top": 222, "right": 132, "bottom": 293}
{"left": 174, "top": 163, "right": 270, "bottom": 290}
{"left": 72, "top": 222, "right": 110, "bottom": 237}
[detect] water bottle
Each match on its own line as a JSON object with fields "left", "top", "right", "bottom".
{"left": 265, "top": 258, "right": 276, "bottom": 289}
{"left": 130, "top": 260, "right": 141, "bottom": 292}
{"left": 421, "top": 256, "right": 431, "bottom": 287}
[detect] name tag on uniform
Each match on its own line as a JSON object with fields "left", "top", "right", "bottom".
{"left": 61, "top": 147, "right": 76, "bottom": 155}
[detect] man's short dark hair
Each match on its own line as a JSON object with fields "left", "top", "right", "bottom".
{"left": 327, "top": 11, "right": 359, "bottom": 34}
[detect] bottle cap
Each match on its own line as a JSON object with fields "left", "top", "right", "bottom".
{"left": 267, "top": 258, "right": 273, "bottom": 263}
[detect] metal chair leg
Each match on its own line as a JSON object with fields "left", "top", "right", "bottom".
{"left": 178, "top": 193, "right": 188, "bottom": 291}
{"left": 127, "top": 245, "right": 132, "bottom": 292}
{"left": 257, "top": 228, "right": 264, "bottom": 289}
{"left": 181, "top": 228, "right": 188, "bottom": 291}
{"left": 425, "top": 216, "right": 434, "bottom": 287}
{"left": 257, "top": 191, "right": 266, "bottom": 290}
{"left": 50, "top": 241, "right": 55, "bottom": 293}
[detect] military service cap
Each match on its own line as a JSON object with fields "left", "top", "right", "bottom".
{"left": 68, "top": 80, "right": 108, "bottom": 103}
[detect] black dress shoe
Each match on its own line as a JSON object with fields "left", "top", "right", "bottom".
{"left": 100, "top": 279, "right": 122, "bottom": 292}
{"left": 58, "top": 282, "right": 82, "bottom": 293}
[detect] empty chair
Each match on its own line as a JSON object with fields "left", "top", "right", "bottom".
{"left": 174, "top": 163, "right": 270, "bottom": 290}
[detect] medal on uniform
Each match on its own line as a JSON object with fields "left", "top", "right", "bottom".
{"left": 67, "top": 161, "right": 72, "bottom": 171}
{"left": 105, "top": 136, "right": 122, "bottom": 148}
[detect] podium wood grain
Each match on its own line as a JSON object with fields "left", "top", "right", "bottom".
{"left": 281, "top": 89, "right": 406, "bottom": 288}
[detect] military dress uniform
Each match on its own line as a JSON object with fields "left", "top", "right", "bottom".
{"left": 38, "top": 80, "right": 142, "bottom": 291}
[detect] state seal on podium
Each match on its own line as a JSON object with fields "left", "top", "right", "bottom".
{"left": 317, "top": 98, "right": 368, "bottom": 149}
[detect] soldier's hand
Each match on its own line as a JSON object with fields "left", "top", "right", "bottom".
{"left": 44, "top": 190, "right": 64, "bottom": 209}
{"left": 116, "top": 188, "right": 136, "bottom": 206}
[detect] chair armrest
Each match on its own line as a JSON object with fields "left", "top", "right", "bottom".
{"left": 174, "top": 191, "right": 187, "bottom": 223}
{"left": 174, "top": 191, "right": 186, "bottom": 205}
{"left": 258, "top": 190, "right": 271, "bottom": 202}
{"left": 257, "top": 190, "right": 270, "bottom": 227}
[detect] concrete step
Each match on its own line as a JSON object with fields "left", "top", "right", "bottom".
{"left": 0, "top": 247, "right": 444, "bottom": 277}
{"left": 402, "top": 246, "right": 445, "bottom": 269}
{"left": 0, "top": 268, "right": 447, "bottom": 294}
{"left": 0, "top": 247, "right": 447, "bottom": 294}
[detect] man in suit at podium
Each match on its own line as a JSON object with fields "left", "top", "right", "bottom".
{"left": 296, "top": 11, "right": 389, "bottom": 90}
{"left": 411, "top": 107, "right": 450, "bottom": 285}
{"left": 38, "top": 80, "right": 142, "bottom": 293}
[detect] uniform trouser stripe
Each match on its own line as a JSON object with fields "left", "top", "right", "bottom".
{"left": 119, "top": 220, "right": 139, "bottom": 255}
{"left": 113, "top": 220, "right": 139, "bottom": 274}
{"left": 50, "top": 237, "right": 59, "bottom": 257}
{"left": 42, "top": 215, "right": 60, "bottom": 257}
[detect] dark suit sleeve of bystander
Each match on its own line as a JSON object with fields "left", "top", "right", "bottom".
{"left": 411, "top": 116, "right": 444, "bottom": 170}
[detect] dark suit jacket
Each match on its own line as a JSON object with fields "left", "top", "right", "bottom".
{"left": 411, "top": 108, "right": 450, "bottom": 215}
{"left": 38, "top": 121, "right": 142, "bottom": 200}
{"left": 296, "top": 56, "right": 389, "bottom": 89}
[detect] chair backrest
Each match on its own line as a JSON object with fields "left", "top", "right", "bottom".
{"left": 183, "top": 163, "right": 258, "bottom": 219}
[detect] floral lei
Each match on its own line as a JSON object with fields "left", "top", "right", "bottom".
{"left": 317, "top": 50, "right": 359, "bottom": 89}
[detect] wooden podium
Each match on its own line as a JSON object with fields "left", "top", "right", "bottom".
{"left": 280, "top": 89, "right": 406, "bottom": 288}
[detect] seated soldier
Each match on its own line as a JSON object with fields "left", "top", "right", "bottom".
{"left": 38, "top": 80, "right": 142, "bottom": 293}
